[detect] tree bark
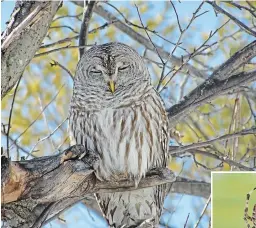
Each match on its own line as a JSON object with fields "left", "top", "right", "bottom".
{"left": 1, "top": 145, "right": 209, "bottom": 228}
{"left": 1, "top": 1, "right": 60, "bottom": 99}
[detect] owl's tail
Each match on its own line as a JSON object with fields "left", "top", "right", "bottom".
{"left": 95, "top": 185, "right": 166, "bottom": 228}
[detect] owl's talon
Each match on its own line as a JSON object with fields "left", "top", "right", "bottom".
{"left": 78, "top": 152, "right": 87, "bottom": 160}
{"left": 60, "top": 145, "right": 87, "bottom": 163}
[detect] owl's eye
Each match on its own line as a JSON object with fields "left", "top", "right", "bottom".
{"left": 89, "top": 69, "right": 102, "bottom": 76}
{"left": 118, "top": 64, "right": 130, "bottom": 71}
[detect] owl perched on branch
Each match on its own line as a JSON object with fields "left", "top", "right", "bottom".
{"left": 69, "top": 42, "right": 169, "bottom": 227}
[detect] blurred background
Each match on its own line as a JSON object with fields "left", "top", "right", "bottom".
{"left": 2, "top": 1, "right": 256, "bottom": 227}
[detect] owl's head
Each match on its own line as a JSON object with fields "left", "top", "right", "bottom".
{"left": 73, "top": 42, "right": 151, "bottom": 108}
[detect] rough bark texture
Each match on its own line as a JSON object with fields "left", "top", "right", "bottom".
{"left": 1, "top": 1, "right": 60, "bottom": 99}
{"left": 1, "top": 145, "right": 208, "bottom": 228}
{"left": 168, "top": 70, "right": 256, "bottom": 128}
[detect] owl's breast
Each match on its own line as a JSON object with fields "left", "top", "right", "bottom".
{"left": 69, "top": 95, "right": 167, "bottom": 181}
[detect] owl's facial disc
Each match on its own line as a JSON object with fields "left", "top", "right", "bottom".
{"left": 89, "top": 61, "right": 131, "bottom": 94}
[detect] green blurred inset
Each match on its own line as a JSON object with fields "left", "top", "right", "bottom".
{"left": 212, "top": 172, "right": 256, "bottom": 228}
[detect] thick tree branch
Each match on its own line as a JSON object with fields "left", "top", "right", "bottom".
{"left": 167, "top": 40, "right": 256, "bottom": 127}
{"left": 210, "top": 40, "right": 256, "bottom": 80}
{"left": 1, "top": 145, "right": 210, "bottom": 228}
{"left": 168, "top": 70, "right": 256, "bottom": 128}
{"left": 1, "top": 1, "right": 60, "bottom": 99}
{"left": 169, "top": 177, "right": 210, "bottom": 199}
{"left": 79, "top": 1, "right": 96, "bottom": 58}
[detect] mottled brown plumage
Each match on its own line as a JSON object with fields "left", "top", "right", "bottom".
{"left": 69, "top": 42, "right": 169, "bottom": 227}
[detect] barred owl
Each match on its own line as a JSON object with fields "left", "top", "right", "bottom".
{"left": 69, "top": 42, "right": 169, "bottom": 227}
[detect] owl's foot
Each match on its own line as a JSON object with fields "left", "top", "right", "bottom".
{"left": 61, "top": 145, "right": 100, "bottom": 170}
{"left": 60, "top": 145, "right": 86, "bottom": 163}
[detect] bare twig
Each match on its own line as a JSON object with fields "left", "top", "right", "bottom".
{"left": 89, "top": 20, "right": 117, "bottom": 34}
{"left": 194, "top": 196, "right": 211, "bottom": 228}
{"left": 40, "top": 22, "right": 116, "bottom": 49}
{"left": 40, "top": 35, "right": 79, "bottom": 49}
{"left": 37, "top": 95, "right": 57, "bottom": 151}
{"left": 169, "top": 127, "right": 256, "bottom": 155}
{"left": 207, "top": 1, "right": 256, "bottom": 37}
{"left": 1, "top": 130, "right": 34, "bottom": 157}
{"left": 50, "top": 60, "right": 74, "bottom": 80}
{"left": 49, "top": 25, "right": 79, "bottom": 34}
{"left": 135, "top": 4, "right": 164, "bottom": 64}
{"left": 157, "top": 2, "right": 209, "bottom": 90}
{"left": 170, "top": 2, "right": 182, "bottom": 32}
{"left": 52, "top": 13, "right": 83, "bottom": 22}
{"left": 225, "top": 2, "right": 256, "bottom": 18}
{"left": 106, "top": 2, "right": 157, "bottom": 34}
{"left": 6, "top": 74, "right": 23, "bottom": 158}
{"left": 159, "top": 19, "right": 230, "bottom": 92}
{"left": 11, "top": 84, "right": 65, "bottom": 146}
{"left": 105, "top": 2, "right": 186, "bottom": 51}
{"left": 184, "top": 213, "right": 190, "bottom": 228}
{"left": 184, "top": 149, "right": 253, "bottom": 171}
{"left": 34, "top": 45, "right": 94, "bottom": 58}
{"left": 28, "top": 118, "right": 68, "bottom": 158}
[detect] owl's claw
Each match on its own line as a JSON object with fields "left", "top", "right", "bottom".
{"left": 60, "top": 145, "right": 86, "bottom": 163}
{"left": 60, "top": 145, "right": 100, "bottom": 170}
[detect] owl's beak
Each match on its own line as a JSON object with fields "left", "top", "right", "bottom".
{"left": 109, "top": 80, "right": 115, "bottom": 93}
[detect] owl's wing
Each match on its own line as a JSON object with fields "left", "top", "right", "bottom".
{"left": 154, "top": 88, "right": 169, "bottom": 167}
{"left": 161, "top": 119, "right": 169, "bottom": 167}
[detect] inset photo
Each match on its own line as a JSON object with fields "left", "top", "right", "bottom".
{"left": 212, "top": 172, "right": 256, "bottom": 228}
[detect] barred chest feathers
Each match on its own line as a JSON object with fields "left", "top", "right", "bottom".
{"left": 69, "top": 90, "right": 167, "bottom": 183}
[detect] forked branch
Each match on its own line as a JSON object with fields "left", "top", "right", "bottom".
{"left": 1, "top": 145, "right": 210, "bottom": 228}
